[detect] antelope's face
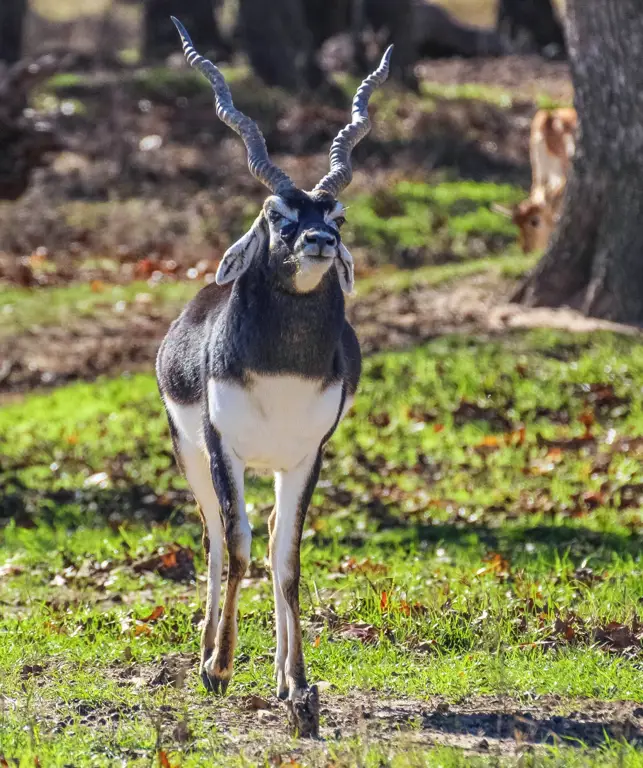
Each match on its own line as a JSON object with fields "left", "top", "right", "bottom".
{"left": 513, "top": 199, "right": 555, "bottom": 253}
{"left": 263, "top": 192, "right": 352, "bottom": 293}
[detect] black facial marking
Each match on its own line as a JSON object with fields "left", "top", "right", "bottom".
{"left": 269, "top": 193, "right": 339, "bottom": 248}
{"left": 222, "top": 258, "right": 236, "bottom": 277}
{"left": 280, "top": 220, "right": 298, "bottom": 242}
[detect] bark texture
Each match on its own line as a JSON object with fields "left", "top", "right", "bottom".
{"left": 0, "top": 0, "right": 27, "bottom": 64}
{"left": 237, "top": 0, "right": 499, "bottom": 92}
{"left": 238, "top": 0, "right": 325, "bottom": 92}
{"left": 514, "top": 0, "right": 643, "bottom": 325}
{"left": 0, "top": 54, "right": 66, "bottom": 200}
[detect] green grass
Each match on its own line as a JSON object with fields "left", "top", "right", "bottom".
{"left": 337, "top": 74, "right": 570, "bottom": 118}
{"left": 421, "top": 82, "right": 567, "bottom": 110}
{"left": 357, "top": 251, "right": 538, "bottom": 294}
{"left": 1, "top": 329, "right": 642, "bottom": 764}
{"left": 0, "top": 280, "right": 199, "bottom": 337}
{"left": 344, "top": 180, "right": 525, "bottom": 265}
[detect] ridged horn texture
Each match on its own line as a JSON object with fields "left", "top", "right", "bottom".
{"left": 171, "top": 16, "right": 295, "bottom": 195}
{"left": 312, "top": 45, "right": 393, "bottom": 199}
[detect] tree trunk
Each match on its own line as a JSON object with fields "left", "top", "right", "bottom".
{"left": 238, "top": 0, "right": 325, "bottom": 92}
{"left": 143, "top": 0, "right": 230, "bottom": 63}
{"left": 497, "top": 0, "right": 566, "bottom": 59}
{"left": 365, "top": 0, "right": 418, "bottom": 88}
{"left": 0, "top": 0, "right": 27, "bottom": 65}
{"left": 0, "top": 54, "right": 66, "bottom": 199}
{"left": 513, "top": 0, "right": 643, "bottom": 326}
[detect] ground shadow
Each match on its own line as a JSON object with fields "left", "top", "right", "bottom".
{"left": 419, "top": 707, "right": 643, "bottom": 748}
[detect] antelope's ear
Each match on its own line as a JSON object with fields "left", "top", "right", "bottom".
{"left": 336, "top": 242, "right": 355, "bottom": 295}
{"left": 490, "top": 203, "right": 514, "bottom": 218}
{"left": 216, "top": 213, "right": 267, "bottom": 285}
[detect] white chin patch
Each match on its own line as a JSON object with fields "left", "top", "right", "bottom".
{"left": 294, "top": 257, "right": 332, "bottom": 293}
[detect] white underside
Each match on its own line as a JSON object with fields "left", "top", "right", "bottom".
{"left": 164, "top": 372, "right": 354, "bottom": 695}
{"left": 165, "top": 374, "right": 352, "bottom": 473}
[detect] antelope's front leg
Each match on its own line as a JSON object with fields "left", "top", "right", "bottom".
{"left": 271, "top": 451, "right": 322, "bottom": 738}
{"left": 203, "top": 421, "right": 250, "bottom": 694}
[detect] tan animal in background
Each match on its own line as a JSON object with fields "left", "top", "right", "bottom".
{"left": 510, "top": 184, "right": 565, "bottom": 253}
{"left": 494, "top": 107, "right": 577, "bottom": 252}
{"left": 529, "top": 107, "right": 577, "bottom": 200}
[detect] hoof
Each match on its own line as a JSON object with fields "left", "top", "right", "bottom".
{"left": 275, "top": 669, "right": 288, "bottom": 700}
{"left": 200, "top": 667, "right": 230, "bottom": 695}
{"left": 286, "top": 684, "right": 320, "bottom": 739}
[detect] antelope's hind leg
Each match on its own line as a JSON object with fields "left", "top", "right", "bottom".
{"left": 271, "top": 451, "right": 322, "bottom": 738}
{"left": 164, "top": 402, "right": 225, "bottom": 690}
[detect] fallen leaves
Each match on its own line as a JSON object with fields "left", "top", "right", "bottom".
{"left": 121, "top": 605, "right": 166, "bottom": 637}
{"left": 549, "top": 614, "right": 643, "bottom": 655}
{"left": 339, "top": 557, "right": 388, "bottom": 576}
{"left": 157, "top": 749, "right": 179, "bottom": 768}
{"left": 132, "top": 544, "right": 195, "bottom": 583}
{"left": 244, "top": 695, "right": 272, "bottom": 711}
{"left": 594, "top": 620, "right": 643, "bottom": 651}
{"left": 453, "top": 398, "right": 512, "bottom": 432}
{"left": 338, "top": 622, "right": 379, "bottom": 645}
{"left": 515, "top": 604, "right": 643, "bottom": 656}
{"left": 476, "top": 552, "right": 511, "bottom": 580}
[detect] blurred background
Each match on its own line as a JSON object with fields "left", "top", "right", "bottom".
{"left": 0, "top": 0, "right": 572, "bottom": 393}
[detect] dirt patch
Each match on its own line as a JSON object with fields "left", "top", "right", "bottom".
{"left": 418, "top": 55, "right": 573, "bottom": 104}
{"left": 25, "top": 667, "right": 643, "bottom": 761}
{"left": 2, "top": 272, "right": 640, "bottom": 397}
{"left": 187, "top": 690, "right": 643, "bottom": 757}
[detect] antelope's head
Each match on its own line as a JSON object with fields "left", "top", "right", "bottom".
{"left": 172, "top": 17, "right": 392, "bottom": 295}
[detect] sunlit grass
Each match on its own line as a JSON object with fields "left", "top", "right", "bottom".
{"left": 1, "top": 329, "right": 642, "bottom": 763}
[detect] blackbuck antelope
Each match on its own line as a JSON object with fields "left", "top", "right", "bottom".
{"left": 156, "top": 17, "right": 392, "bottom": 737}
{"left": 494, "top": 107, "right": 577, "bottom": 253}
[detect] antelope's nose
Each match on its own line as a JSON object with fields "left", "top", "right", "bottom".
{"left": 304, "top": 230, "right": 336, "bottom": 248}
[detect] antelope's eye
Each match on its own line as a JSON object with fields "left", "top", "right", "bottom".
{"left": 334, "top": 216, "right": 346, "bottom": 228}
{"left": 268, "top": 210, "right": 284, "bottom": 225}
{"left": 530, "top": 216, "right": 540, "bottom": 227}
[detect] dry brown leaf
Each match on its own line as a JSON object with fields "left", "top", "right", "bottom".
{"left": 579, "top": 409, "right": 595, "bottom": 439}
{"left": 161, "top": 552, "right": 178, "bottom": 569}
{"left": 339, "top": 622, "right": 379, "bottom": 645}
{"left": 476, "top": 552, "right": 510, "bottom": 578}
{"left": 140, "top": 605, "right": 165, "bottom": 623}
{"left": 245, "top": 694, "right": 272, "bottom": 711}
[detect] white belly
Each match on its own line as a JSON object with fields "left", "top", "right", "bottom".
{"left": 207, "top": 375, "right": 345, "bottom": 472}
